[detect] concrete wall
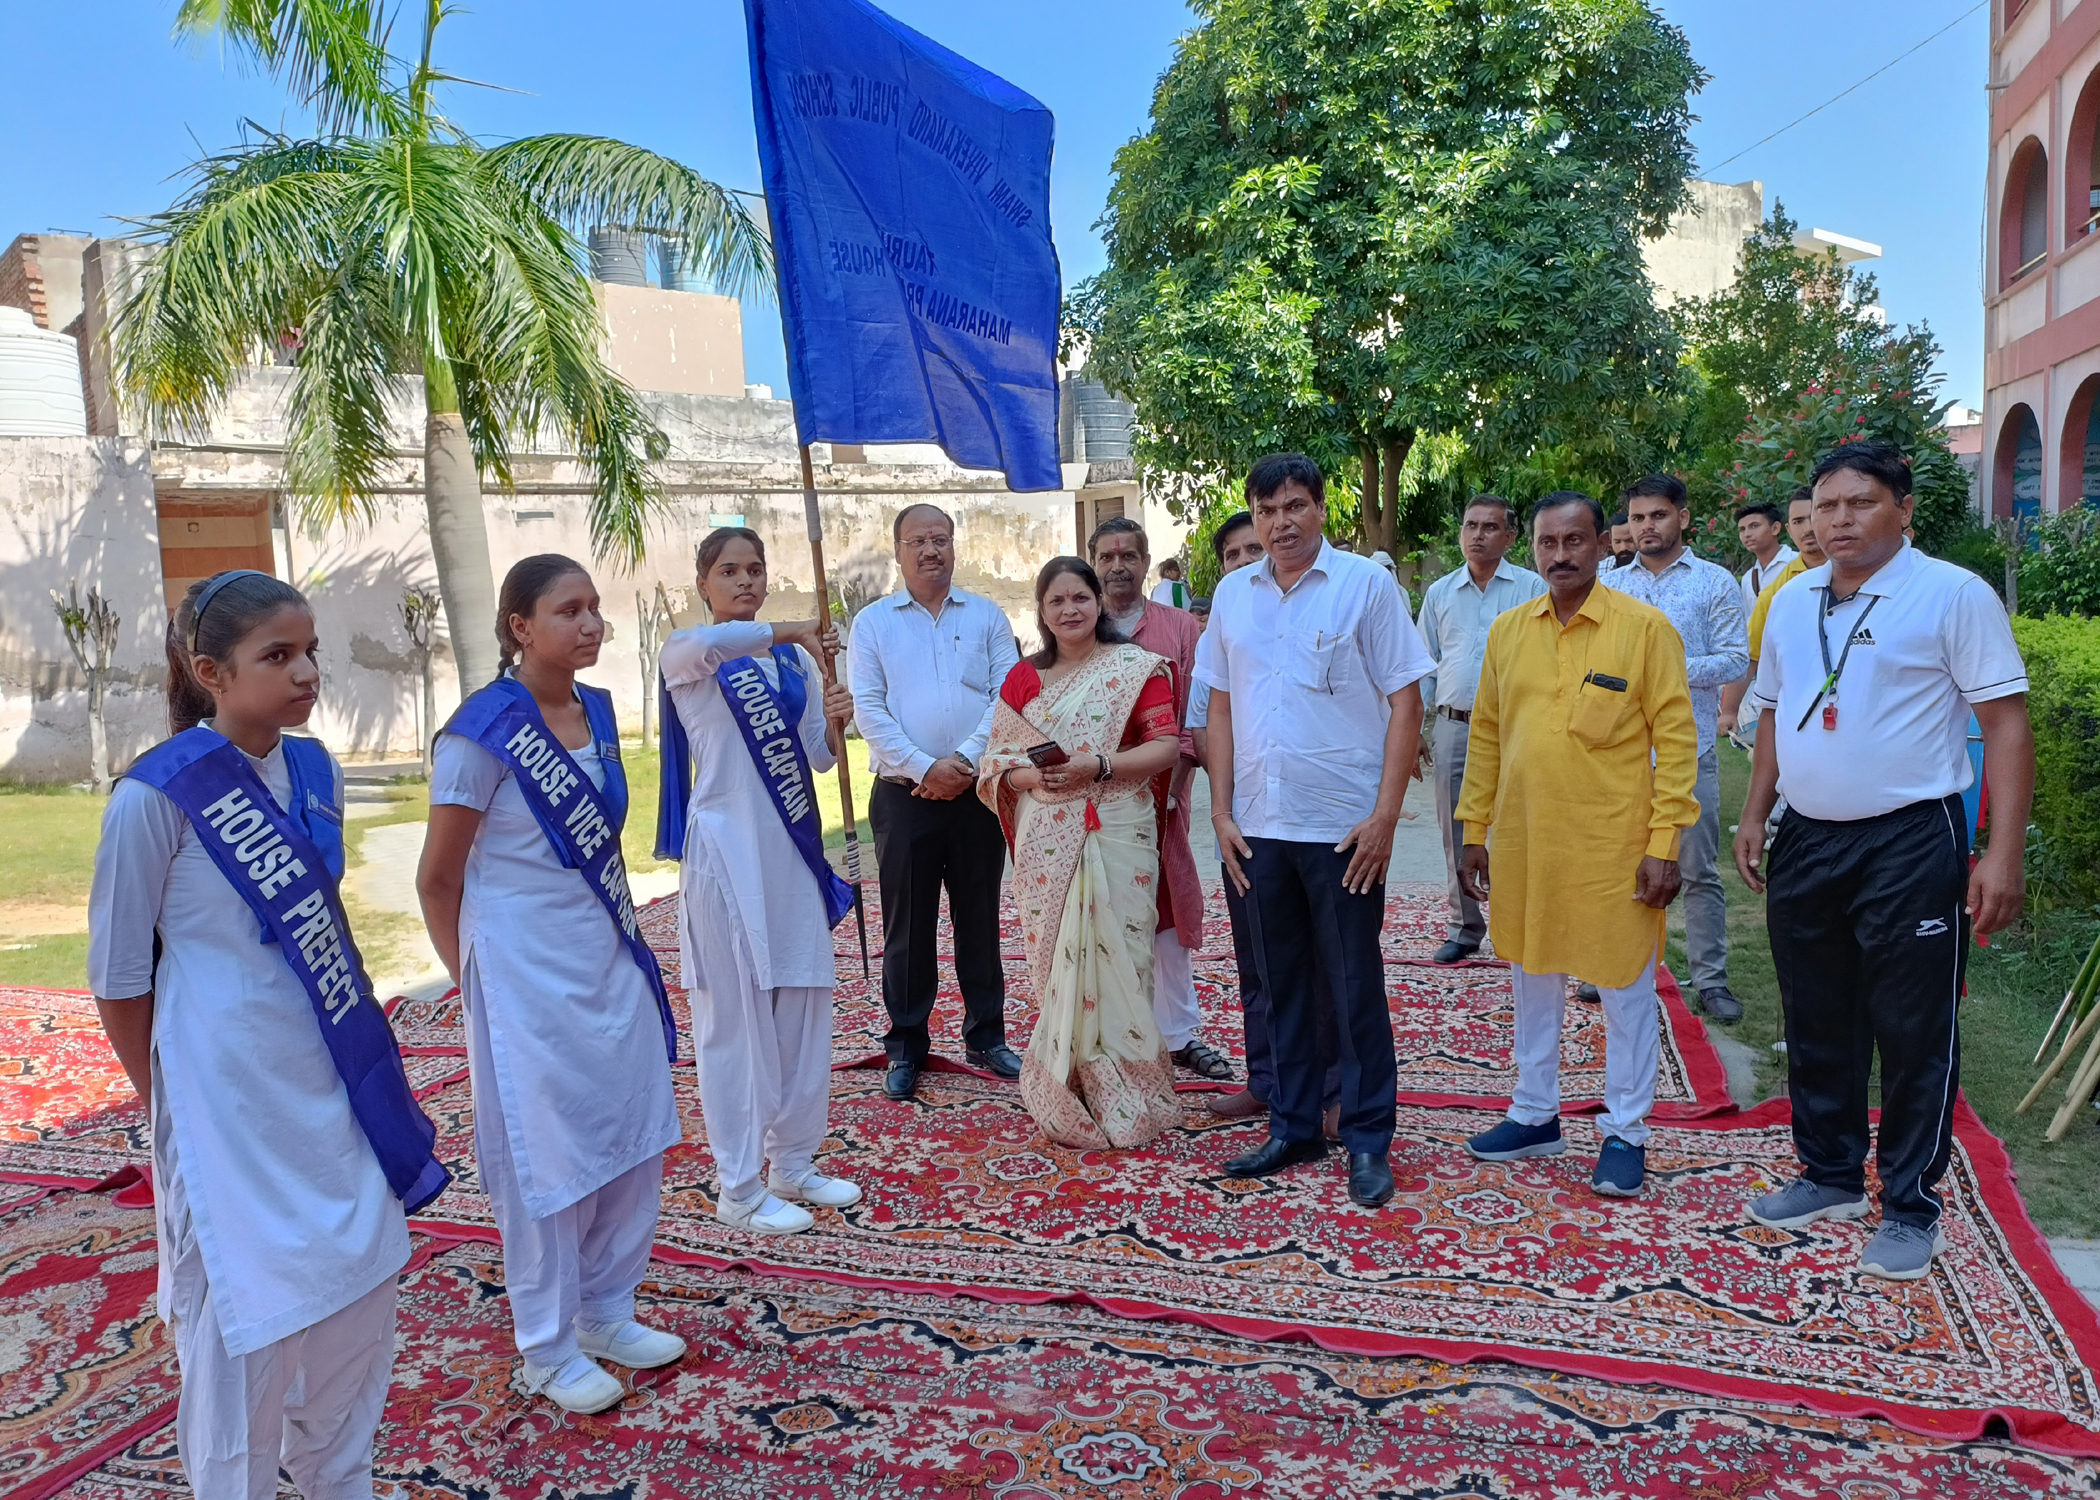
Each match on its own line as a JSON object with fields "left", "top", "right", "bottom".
{"left": 0, "top": 438, "right": 172, "bottom": 780}
{"left": 593, "top": 282, "right": 745, "bottom": 397}
{"left": 1643, "top": 179, "right": 1765, "bottom": 306}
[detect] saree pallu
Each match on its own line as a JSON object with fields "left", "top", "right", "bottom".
{"left": 980, "top": 644, "right": 1183, "bottom": 1149}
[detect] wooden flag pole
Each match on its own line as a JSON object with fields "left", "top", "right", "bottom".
{"left": 799, "top": 442, "right": 870, "bottom": 978}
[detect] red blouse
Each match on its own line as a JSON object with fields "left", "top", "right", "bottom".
{"left": 1000, "top": 662, "right": 1178, "bottom": 749}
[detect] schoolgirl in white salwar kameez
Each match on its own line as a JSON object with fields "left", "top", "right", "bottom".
{"left": 658, "top": 526, "right": 861, "bottom": 1236}
{"left": 417, "top": 556, "right": 684, "bottom": 1416}
{"left": 89, "top": 570, "right": 448, "bottom": 1500}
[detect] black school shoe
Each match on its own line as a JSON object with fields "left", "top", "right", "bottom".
{"left": 883, "top": 1061, "right": 919, "bottom": 1100}
{"left": 966, "top": 1045, "right": 1023, "bottom": 1079}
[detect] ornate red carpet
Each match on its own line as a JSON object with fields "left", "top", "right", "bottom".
{"left": 0, "top": 1189, "right": 180, "bottom": 1500}
{"left": 50, "top": 1236, "right": 2100, "bottom": 1499}
{"left": 0, "top": 989, "right": 463, "bottom": 1189}
{"left": 400, "top": 1065, "right": 2100, "bottom": 1454}
{"left": 385, "top": 887, "right": 1738, "bottom": 1117}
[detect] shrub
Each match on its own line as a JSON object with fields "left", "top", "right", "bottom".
{"left": 2012, "top": 615, "right": 2100, "bottom": 907}
{"left": 2018, "top": 509, "right": 2100, "bottom": 619}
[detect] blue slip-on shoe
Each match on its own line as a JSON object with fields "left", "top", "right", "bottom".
{"left": 1591, "top": 1138, "right": 1645, "bottom": 1197}
{"left": 1465, "top": 1117, "right": 1565, "bottom": 1161}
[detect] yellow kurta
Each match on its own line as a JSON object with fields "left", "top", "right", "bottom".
{"left": 1746, "top": 554, "right": 1810, "bottom": 661}
{"left": 1454, "top": 582, "right": 1699, "bottom": 989}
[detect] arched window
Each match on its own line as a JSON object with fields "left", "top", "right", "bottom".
{"left": 2002, "top": 139, "right": 2050, "bottom": 286}
{"left": 1994, "top": 404, "right": 2044, "bottom": 518}
{"left": 2070, "top": 69, "right": 2100, "bottom": 243}
{"left": 2058, "top": 376, "right": 2100, "bottom": 508}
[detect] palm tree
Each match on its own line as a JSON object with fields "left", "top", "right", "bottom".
{"left": 117, "top": 0, "right": 771, "bottom": 690}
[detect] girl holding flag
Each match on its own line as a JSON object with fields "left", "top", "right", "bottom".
{"left": 657, "top": 526, "right": 858, "bottom": 1236}
{"left": 89, "top": 570, "right": 447, "bottom": 1499}
{"left": 417, "top": 555, "right": 682, "bottom": 1415}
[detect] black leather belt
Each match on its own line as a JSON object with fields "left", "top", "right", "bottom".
{"left": 879, "top": 774, "right": 917, "bottom": 786}
{"left": 1438, "top": 704, "right": 1472, "bottom": 724}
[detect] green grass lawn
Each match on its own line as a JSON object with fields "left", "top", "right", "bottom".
{"left": 620, "top": 734, "right": 876, "bottom": 879}
{"left": 1673, "top": 743, "right": 2100, "bottom": 1237}
{"left": 0, "top": 785, "right": 108, "bottom": 990}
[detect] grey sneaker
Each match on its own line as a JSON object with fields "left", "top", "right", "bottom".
{"left": 1747, "top": 1178, "right": 1871, "bottom": 1230}
{"left": 1859, "top": 1221, "right": 1948, "bottom": 1281}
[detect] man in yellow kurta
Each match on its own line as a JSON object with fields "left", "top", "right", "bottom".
{"left": 1454, "top": 491, "right": 1699, "bottom": 1198}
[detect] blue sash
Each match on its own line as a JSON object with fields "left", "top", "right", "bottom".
{"left": 657, "top": 646, "right": 853, "bottom": 929}
{"left": 442, "top": 679, "right": 677, "bottom": 1063}
{"left": 125, "top": 729, "right": 449, "bottom": 1213}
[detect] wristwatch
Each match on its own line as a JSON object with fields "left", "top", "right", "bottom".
{"left": 952, "top": 751, "right": 976, "bottom": 774}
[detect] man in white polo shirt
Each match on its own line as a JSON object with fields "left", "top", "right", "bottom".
{"left": 1734, "top": 442, "right": 2033, "bottom": 1282}
{"left": 1197, "top": 453, "right": 1434, "bottom": 1209}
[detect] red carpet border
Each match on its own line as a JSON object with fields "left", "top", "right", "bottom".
{"left": 48, "top": 1233, "right": 2100, "bottom": 1499}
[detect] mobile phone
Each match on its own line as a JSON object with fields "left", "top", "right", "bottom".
{"left": 1025, "top": 742, "right": 1070, "bottom": 768}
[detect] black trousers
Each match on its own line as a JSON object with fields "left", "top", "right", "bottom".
{"left": 1766, "top": 794, "right": 1969, "bottom": 1230}
{"left": 1241, "top": 837, "right": 1395, "bottom": 1153}
{"left": 1225, "top": 863, "right": 1338, "bottom": 1109}
{"left": 869, "top": 777, "right": 1009, "bottom": 1065}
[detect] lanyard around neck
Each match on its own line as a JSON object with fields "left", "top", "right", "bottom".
{"left": 1797, "top": 588, "right": 1881, "bottom": 733}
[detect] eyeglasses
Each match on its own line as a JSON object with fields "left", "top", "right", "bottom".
{"left": 900, "top": 534, "right": 952, "bottom": 552}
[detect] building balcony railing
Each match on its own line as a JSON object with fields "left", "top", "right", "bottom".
{"left": 2013, "top": 249, "right": 2049, "bottom": 283}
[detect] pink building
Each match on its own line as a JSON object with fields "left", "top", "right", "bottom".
{"left": 1984, "top": 0, "right": 2100, "bottom": 517}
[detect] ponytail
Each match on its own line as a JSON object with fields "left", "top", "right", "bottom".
{"left": 494, "top": 554, "right": 591, "bottom": 683}
{"left": 165, "top": 571, "right": 312, "bottom": 734}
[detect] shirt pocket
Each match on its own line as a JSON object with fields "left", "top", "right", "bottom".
{"left": 957, "top": 633, "right": 993, "bottom": 696}
{"left": 1289, "top": 630, "right": 1359, "bottom": 696}
{"left": 1566, "top": 670, "right": 1636, "bottom": 750}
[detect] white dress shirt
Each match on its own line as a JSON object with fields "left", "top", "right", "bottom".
{"left": 848, "top": 587, "right": 1020, "bottom": 780}
{"left": 1194, "top": 540, "right": 1435, "bottom": 843}
{"left": 88, "top": 732, "right": 409, "bottom": 1356}
{"left": 1601, "top": 548, "right": 1749, "bottom": 756}
{"left": 1747, "top": 543, "right": 2028, "bottom": 822}
{"left": 1740, "top": 546, "right": 1798, "bottom": 613}
{"left": 1416, "top": 557, "right": 1547, "bottom": 713}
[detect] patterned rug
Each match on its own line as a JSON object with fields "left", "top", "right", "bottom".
{"left": 404, "top": 1069, "right": 2100, "bottom": 1453}
{"left": 0, "top": 990, "right": 465, "bottom": 1190}
{"left": 385, "top": 887, "right": 1736, "bottom": 1119}
{"left": 54, "top": 1238, "right": 2100, "bottom": 1499}
{"left": 0, "top": 1189, "right": 179, "bottom": 1500}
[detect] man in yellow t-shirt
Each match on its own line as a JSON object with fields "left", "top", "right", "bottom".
{"left": 1721, "top": 487, "right": 1824, "bottom": 739}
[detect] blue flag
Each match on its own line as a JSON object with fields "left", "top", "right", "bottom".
{"left": 745, "top": 0, "right": 1062, "bottom": 490}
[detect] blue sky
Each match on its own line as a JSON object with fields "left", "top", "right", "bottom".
{"left": 0, "top": 1, "right": 1990, "bottom": 404}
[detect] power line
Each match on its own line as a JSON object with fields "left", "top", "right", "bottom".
{"left": 1704, "top": 2, "right": 1987, "bottom": 174}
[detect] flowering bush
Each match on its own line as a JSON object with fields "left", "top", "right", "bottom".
{"left": 1726, "top": 331, "right": 1972, "bottom": 553}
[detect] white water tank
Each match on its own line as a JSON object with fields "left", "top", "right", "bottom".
{"left": 0, "top": 306, "right": 88, "bottom": 436}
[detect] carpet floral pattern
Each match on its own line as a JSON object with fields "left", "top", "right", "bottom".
{"left": 54, "top": 1240, "right": 2100, "bottom": 1499}
{"left": 402, "top": 1068, "right": 2100, "bottom": 1452}
{"left": 0, "top": 1189, "right": 178, "bottom": 1500}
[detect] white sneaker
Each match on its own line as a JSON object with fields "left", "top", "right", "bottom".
{"left": 716, "top": 1191, "right": 814, "bottom": 1235}
{"left": 576, "top": 1317, "right": 687, "bottom": 1369}
{"left": 769, "top": 1169, "right": 862, "bottom": 1209}
{"left": 520, "top": 1353, "right": 624, "bottom": 1414}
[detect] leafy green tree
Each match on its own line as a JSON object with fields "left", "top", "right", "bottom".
{"left": 2020, "top": 509, "right": 2100, "bottom": 617}
{"left": 118, "top": 0, "right": 769, "bottom": 690}
{"left": 1069, "top": 0, "right": 1704, "bottom": 558}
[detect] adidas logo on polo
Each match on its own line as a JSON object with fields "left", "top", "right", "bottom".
{"left": 1850, "top": 627, "right": 1876, "bottom": 646}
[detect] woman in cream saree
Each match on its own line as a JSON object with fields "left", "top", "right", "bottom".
{"left": 980, "top": 557, "right": 1184, "bottom": 1149}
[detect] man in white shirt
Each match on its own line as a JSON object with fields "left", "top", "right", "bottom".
{"left": 1415, "top": 495, "right": 1545, "bottom": 964}
{"left": 1197, "top": 454, "right": 1435, "bottom": 1209}
{"left": 1603, "top": 474, "right": 1750, "bottom": 1024}
{"left": 1734, "top": 500, "right": 1797, "bottom": 613}
{"left": 848, "top": 504, "right": 1022, "bottom": 1100}
{"left": 1149, "top": 557, "right": 1191, "bottom": 610}
{"left": 1734, "top": 443, "right": 2034, "bottom": 1282}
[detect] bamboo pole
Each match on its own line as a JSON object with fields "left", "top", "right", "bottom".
{"left": 2019, "top": 1003, "right": 2100, "bottom": 1114}
{"left": 2046, "top": 1024, "right": 2100, "bottom": 1141}
{"left": 2034, "top": 939, "right": 2100, "bottom": 1065}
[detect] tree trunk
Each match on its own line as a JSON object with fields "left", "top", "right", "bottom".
{"left": 1359, "top": 439, "right": 1381, "bottom": 553}
{"left": 637, "top": 591, "right": 655, "bottom": 751}
{"left": 419, "top": 649, "right": 437, "bottom": 778}
{"left": 86, "top": 670, "right": 108, "bottom": 794}
{"left": 424, "top": 359, "right": 497, "bottom": 693}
